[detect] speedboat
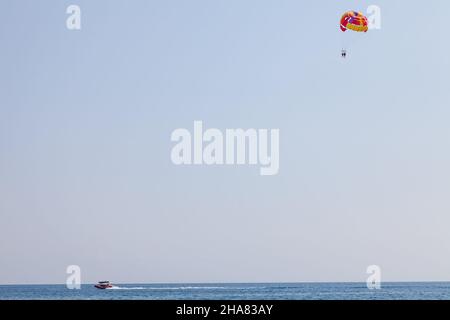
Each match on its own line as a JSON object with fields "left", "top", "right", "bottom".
{"left": 94, "top": 281, "right": 113, "bottom": 289}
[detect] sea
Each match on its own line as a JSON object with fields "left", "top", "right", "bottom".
{"left": 0, "top": 282, "right": 450, "bottom": 300}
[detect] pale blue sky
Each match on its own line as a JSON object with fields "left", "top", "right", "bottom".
{"left": 1, "top": 0, "right": 450, "bottom": 284}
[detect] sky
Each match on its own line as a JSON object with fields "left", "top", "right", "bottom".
{"left": 1, "top": 0, "right": 450, "bottom": 284}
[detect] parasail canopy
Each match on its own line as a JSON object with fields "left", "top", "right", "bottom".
{"left": 340, "top": 11, "right": 368, "bottom": 32}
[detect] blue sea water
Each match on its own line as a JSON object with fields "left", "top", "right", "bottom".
{"left": 1, "top": 282, "right": 450, "bottom": 300}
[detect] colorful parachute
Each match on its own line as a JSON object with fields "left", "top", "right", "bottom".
{"left": 340, "top": 11, "right": 368, "bottom": 32}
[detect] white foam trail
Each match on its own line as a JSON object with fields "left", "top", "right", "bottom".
{"left": 105, "top": 286, "right": 230, "bottom": 290}
{"left": 106, "top": 286, "right": 146, "bottom": 290}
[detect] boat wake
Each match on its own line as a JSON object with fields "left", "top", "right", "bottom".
{"left": 106, "top": 286, "right": 146, "bottom": 290}
{"left": 105, "top": 286, "right": 229, "bottom": 290}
